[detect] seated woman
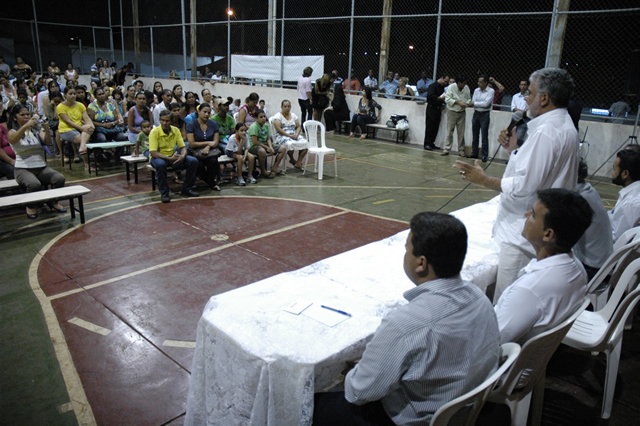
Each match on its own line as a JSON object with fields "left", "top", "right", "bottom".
{"left": 395, "top": 77, "right": 415, "bottom": 100}
{"left": 110, "top": 88, "right": 125, "bottom": 117}
{"left": 0, "top": 109, "right": 15, "bottom": 180}
{"left": 99, "top": 60, "right": 113, "bottom": 82}
{"left": 127, "top": 91, "right": 151, "bottom": 144}
{"left": 349, "top": 87, "right": 381, "bottom": 140}
{"left": 324, "top": 85, "right": 350, "bottom": 133}
{"left": 311, "top": 73, "right": 335, "bottom": 121}
{"left": 45, "top": 91, "right": 63, "bottom": 158}
{"left": 225, "top": 123, "right": 256, "bottom": 186}
{"left": 64, "top": 63, "right": 78, "bottom": 85}
{"left": 57, "top": 86, "right": 95, "bottom": 170}
{"left": 186, "top": 103, "right": 221, "bottom": 191}
{"left": 152, "top": 81, "right": 164, "bottom": 106}
{"left": 88, "top": 87, "right": 127, "bottom": 163}
{"left": 75, "top": 85, "right": 91, "bottom": 107}
{"left": 172, "top": 84, "right": 186, "bottom": 107}
{"left": 182, "top": 91, "right": 200, "bottom": 123}
{"left": 237, "top": 92, "right": 259, "bottom": 127}
{"left": 272, "top": 99, "right": 308, "bottom": 170}
{"left": 7, "top": 105, "right": 66, "bottom": 219}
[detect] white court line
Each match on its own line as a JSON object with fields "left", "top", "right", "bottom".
{"left": 49, "top": 210, "right": 349, "bottom": 300}
{"left": 68, "top": 317, "right": 112, "bottom": 336}
{"left": 162, "top": 340, "right": 196, "bottom": 348}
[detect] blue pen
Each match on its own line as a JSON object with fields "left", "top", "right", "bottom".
{"left": 321, "top": 305, "right": 352, "bottom": 317}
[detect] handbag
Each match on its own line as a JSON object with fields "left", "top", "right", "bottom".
{"left": 189, "top": 147, "right": 221, "bottom": 160}
{"left": 96, "top": 120, "right": 125, "bottom": 135}
{"left": 386, "top": 120, "right": 396, "bottom": 128}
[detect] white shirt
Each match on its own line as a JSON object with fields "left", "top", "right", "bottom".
{"left": 493, "top": 108, "right": 580, "bottom": 256}
{"left": 495, "top": 253, "right": 587, "bottom": 345}
{"left": 511, "top": 92, "right": 528, "bottom": 112}
{"left": 364, "top": 76, "right": 378, "bottom": 88}
{"left": 37, "top": 90, "right": 49, "bottom": 117}
{"left": 444, "top": 83, "right": 471, "bottom": 112}
{"left": 574, "top": 182, "right": 613, "bottom": 268}
{"left": 472, "top": 87, "right": 495, "bottom": 112}
{"left": 153, "top": 102, "right": 169, "bottom": 127}
{"left": 609, "top": 180, "right": 640, "bottom": 243}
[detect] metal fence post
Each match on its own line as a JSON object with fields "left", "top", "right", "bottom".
{"left": 31, "top": 0, "right": 42, "bottom": 72}
{"left": 227, "top": 0, "right": 231, "bottom": 80}
{"left": 120, "top": 0, "right": 125, "bottom": 65}
{"left": 280, "top": 0, "right": 285, "bottom": 87}
{"left": 181, "top": 0, "right": 187, "bottom": 79}
{"left": 347, "top": 0, "right": 354, "bottom": 93}
{"left": 433, "top": 0, "right": 443, "bottom": 81}
{"left": 150, "top": 27, "right": 155, "bottom": 78}
{"left": 378, "top": 0, "right": 393, "bottom": 84}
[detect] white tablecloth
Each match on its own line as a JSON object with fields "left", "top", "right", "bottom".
{"left": 185, "top": 197, "right": 500, "bottom": 425}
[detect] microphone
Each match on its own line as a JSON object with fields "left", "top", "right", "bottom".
{"left": 506, "top": 110, "right": 525, "bottom": 147}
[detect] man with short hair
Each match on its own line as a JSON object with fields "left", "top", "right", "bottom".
{"left": 134, "top": 80, "right": 144, "bottom": 92}
{"left": 153, "top": 89, "right": 173, "bottom": 127}
{"left": 423, "top": 75, "right": 449, "bottom": 150}
{"left": 609, "top": 149, "right": 640, "bottom": 243}
{"left": 212, "top": 98, "right": 236, "bottom": 150}
{"left": 313, "top": 212, "right": 500, "bottom": 425}
{"left": 149, "top": 110, "right": 199, "bottom": 203}
{"left": 416, "top": 71, "right": 433, "bottom": 99}
{"left": 90, "top": 58, "right": 101, "bottom": 84}
{"left": 469, "top": 75, "right": 495, "bottom": 161}
{"left": 342, "top": 69, "right": 361, "bottom": 94}
{"left": 363, "top": 69, "right": 378, "bottom": 90}
{"left": 511, "top": 80, "right": 530, "bottom": 142}
{"left": 454, "top": 68, "right": 580, "bottom": 302}
{"left": 331, "top": 70, "right": 344, "bottom": 89}
{"left": 574, "top": 160, "right": 613, "bottom": 279}
{"left": 212, "top": 70, "right": 223, "bottom": 82}
{"left": 379, "top": 71, "right": 398, "bottom": 99}
{"left": 495, "top": 188, "right": 592, "bottom": 345}
{"left": 442, "top": 76, "right": 471, "bottom": 157}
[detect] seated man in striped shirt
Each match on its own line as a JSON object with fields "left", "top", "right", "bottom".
{"left": 314, "top": 212, "right": 500, "bottom": 425}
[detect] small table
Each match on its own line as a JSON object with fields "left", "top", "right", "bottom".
{"left": 185, "top": 198, "right": 500, "bottom": 425}
{"left": 86, "top": 141, "right": 135, "bottom": 176}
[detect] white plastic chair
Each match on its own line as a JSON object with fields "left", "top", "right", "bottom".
{"left": 487, "top": 298, "right": 591, "bottom": 426}
{"left": 585, "top": 239, "right": 640, "bottom": 310}
{"left": 562, "top": 258, "right": 640, "bottom": 419}
{"left": 429, "top": 342, "right": 521, "bottom": 426}
{"left": 613, "top": 226, "right": 640, "bottom": 251}
{"left": 302, "top": 120, "right": 337, "bottom": 180}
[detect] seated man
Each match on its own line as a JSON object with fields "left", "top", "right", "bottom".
{"left": 149, "top": 109, "right": 199, "bottom": 203}
{"left": 495, "top": 188, "right": 593, "bottom": 345}
{"left": 314, "top": 212, "right": 500, "bottom": 425}
{"left": 609, "top": 148, "right": 640, "bottom": 243}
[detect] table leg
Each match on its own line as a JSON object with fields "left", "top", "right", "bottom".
{"left": 69, "top": 197, "right": 76, "bottom": 219}
{"left": 125, "top": 162, "right": 131, "bottom": 181}
{"left": 134, "top": 163, "right": 139, "bottom": 184}
{"left": 78, "top": 195, "right": 85, "bottom": 224}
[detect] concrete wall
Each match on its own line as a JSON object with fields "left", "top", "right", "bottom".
{"left": 135, "top": 77, "right": 636, "bottom": 179}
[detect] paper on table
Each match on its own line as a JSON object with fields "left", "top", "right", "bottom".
{"left": 302, "top": 303, "right": 351, "bottom": 327}
{"left": 283, "top": 300, "right": 313, "bottom": 315}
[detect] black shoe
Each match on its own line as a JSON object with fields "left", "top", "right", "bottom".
{"left": 161, "top": 195, "right": 171, "bottom": 203}
{"left": 181, "top": 189, "right": 200, "bottom": 197}
{"left": 429, "top": 144, "right": 440, "bottom": 150}
{"left": 424, "top": 145, "right": 433, "bottom": 151}
{"left": 482, "top": 156, "right": 488, "bottom": 162}
{"left": 469, "top": 154, "right": 479, "bottom": 159}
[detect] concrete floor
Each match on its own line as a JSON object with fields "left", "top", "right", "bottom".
{"left": 0, "top": 133, "right": 635, "bottom": 425}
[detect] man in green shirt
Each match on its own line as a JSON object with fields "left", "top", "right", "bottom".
{"left": 149, "top": 110, "right": 199, "bottom": 203}
{"left": 212, "top": 98, "right": 235, "bottom": 151}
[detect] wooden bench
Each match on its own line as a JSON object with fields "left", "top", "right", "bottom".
{"left": 366, "top": 123, "right": 409, "bottom": 144}
{"left": 120, "top": 155, "right": 149, "bottom": 184}
{"left": 0, "top": 185, "right": 91, "bottom": 224}
{"left": 146, "top": 155, "right": 236, "bottom": 190}
{"left": 86, "top": 141, "right": 135, "bottom": 176}
{"left": 0, "top": 179, "right": 20, "bottom": 194}
{"left": 336, "top": 120, "right": 351, "bottom": 135}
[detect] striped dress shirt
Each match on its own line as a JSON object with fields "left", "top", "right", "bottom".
{"left": 345, "top": 276, "right": 500, "bottom": 425}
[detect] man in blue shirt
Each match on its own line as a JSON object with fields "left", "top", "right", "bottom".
{"left": 416, "top": 71, "right": 433, "bottom": 99}
{"left": 379, "top": 71, "right": 398, "bottom": 99}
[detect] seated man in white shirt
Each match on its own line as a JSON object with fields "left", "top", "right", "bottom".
{"left": 495, "top": 188, "right": 593, "bottom": 345}
{"left": 609, "top": 148, "right": 640, "bottom": 243}
{"left": 314, "top": 212, "right": 500, "bottom": 425}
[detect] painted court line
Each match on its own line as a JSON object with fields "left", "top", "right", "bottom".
{"left": 49, "top": 210, "right": 350, "bottom": 300}
{"left": 162, "top": 340, "right": 196, "bottom": 348}
{"left": 68, "top": 317, "right": 112, "bottom": 336}
{"left": 372, "top": 199, "right": 394, "bottom": 205}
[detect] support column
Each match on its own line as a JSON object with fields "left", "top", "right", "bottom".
{"left": 546, "top": 0, "right": 570, "bottom": 68}
{"left": 378, "top": 0, "right": 393, "bottom": 84}
{"left": 190, "top": 0, "right": 197, "bottom": 78}
{"left": 132, "top": 0, "right": 141, "bottom": 74}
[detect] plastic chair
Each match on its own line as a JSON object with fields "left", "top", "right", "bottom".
{"left": 613, "top": 226, "right": 640, "bottom": 251}
{"left": 562, "top": 258, "right": 640, "bottom": 419}
{"left": 429, "top": 342, "right": 521, "bottom": 426}
{"left": 487, "top": 298, "right": 591, "bottom": 426}
{"left": 586, "top": 239, "right": 640, "bottom": 310}
{"left": 302, "top": 120, "right": 337, "bottom": 180}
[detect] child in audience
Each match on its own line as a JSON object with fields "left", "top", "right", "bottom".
{"left": 227, "top": 96, "right": 238, "bottom": 114}
{"left": 249, "top": 110, "right": 283, "bottom": 178}
{"left": 135, "top": 120, "right": 152, "bottom": 158}
{"left": 226, "top": 123, "right": 256, "bottom": 186}
{"left": 259, "top": 100, "right": 268, "bottom": 117}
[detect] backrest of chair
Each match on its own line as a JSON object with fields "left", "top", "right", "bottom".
{"left": 497, "top": 298, "right": 590, "bottom": 396}
{"left": 233, "top": 111, "right": 239, "bottom": 123}
{"left": 599, "top": 258, "right": 640, "bottom": 327}
{"left": 587, "top": 240, "right": 640, "bottom": 294}
{"left": 613, "top": 226, "right": 640, "bottom": 251}
{"left": 430, "top": 343, "right": 521, "bottom": 426}
{"left": 268, "top": 116, "right": 277, "bottom": 141}
{"left": 303, "top": 120, "right": 322, "bottom": 149}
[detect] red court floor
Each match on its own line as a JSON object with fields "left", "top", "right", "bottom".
{"left": 35, "top": 196, "right": 407, "bottom": 424}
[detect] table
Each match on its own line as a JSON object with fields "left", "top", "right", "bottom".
{"left": 86, "top": 141, "right": 135, "bottom": 176}
{"left": 185, "top": 197, "right": 501, "bottom": 425}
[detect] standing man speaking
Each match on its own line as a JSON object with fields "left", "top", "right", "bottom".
{"left": 454, "top": 68, "right": 580, "bottom": 302}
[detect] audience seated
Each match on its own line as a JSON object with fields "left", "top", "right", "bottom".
{"left": 211, "top": 98, "right": 235, "bottom": 152}
{"left": 313, "top": 212, "right": 500, "bottom": 425}
{"left": 225, "top": 123, "right": 256, "bottom": 186}
{"left": 609, "top": 148, "right": 640, "bottom": 243}
{"left": 0, "top": 109, "right": 15, "bottom": 179}
{"left": 248, "top": 109, "right": 282, "bottom": 178}
{"left": 574, "top": 160, "right": 613, "bottom": 279}
{"left": 271, "top": 100, "right": 308, "bottom": 170}
{"left": 495, "top": 188, "right": 592, "bottom": 345}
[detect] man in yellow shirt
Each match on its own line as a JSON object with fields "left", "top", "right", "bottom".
{"left": 149, "top": 110, "right": 199, "bottom": 203}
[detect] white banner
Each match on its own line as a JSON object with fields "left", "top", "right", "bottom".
{"left": 230, "top": 55, "right": 324, "bottom": 81}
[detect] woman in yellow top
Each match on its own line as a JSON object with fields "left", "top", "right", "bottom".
{"left": 57, "top": 86, "right": 95, "bottom": 170}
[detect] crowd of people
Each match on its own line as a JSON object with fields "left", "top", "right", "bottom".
{"left": 2, "top": 55, "right": 640, "bottom": 423}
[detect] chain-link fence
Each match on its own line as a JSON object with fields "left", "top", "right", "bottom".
{"left": 1, "top": 0, "right": 639, "bottom": 114}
